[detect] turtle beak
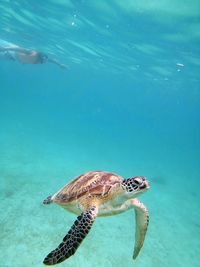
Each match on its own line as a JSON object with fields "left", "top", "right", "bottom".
{"left": 145, "top": 180, "right": 150, "bottom": 189}
{"left": 144, "top": 179, "right": 150, "bottom": 189}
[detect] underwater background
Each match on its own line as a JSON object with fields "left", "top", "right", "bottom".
{"left": 0, "top": 1, "right": 200, "bottom": 267}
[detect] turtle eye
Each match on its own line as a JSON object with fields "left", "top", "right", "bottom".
{"left": 133, "top": 179, "right": 140, "bottom": 185}
{"left": 133, "top": 177, "right": 143, "bottom": 185}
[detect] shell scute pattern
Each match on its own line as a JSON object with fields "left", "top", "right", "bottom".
{"left": 54, "top": 171, "right": 122, "bottom": 203}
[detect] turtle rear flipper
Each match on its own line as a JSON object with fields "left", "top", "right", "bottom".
{"left": 43, "top": 205, "right": 98, "bottom": 265}
{"left": 43, "top": 196, "right": 53, "bottom": 205}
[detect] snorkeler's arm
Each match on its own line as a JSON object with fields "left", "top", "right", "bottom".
{"left": 48, "top": 58, "right": 68, "bottom": 69}
{"left": 0, "top": 46, "right": 32, "bottom": 54}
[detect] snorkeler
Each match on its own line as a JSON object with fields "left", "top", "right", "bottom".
{"left": 0, "top": 40, "right": 67, "bottom": 69}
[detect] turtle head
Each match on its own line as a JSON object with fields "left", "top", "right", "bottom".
{"left": 122, "top": 176, "right": 149, "bottom": 196}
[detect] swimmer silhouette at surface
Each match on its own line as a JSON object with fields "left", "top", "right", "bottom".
{"left": 0, "top": 41, "right": 67, "bottom": 69}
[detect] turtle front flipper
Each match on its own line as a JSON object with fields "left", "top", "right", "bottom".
{"left": 131, "top": 198, "right": 149, "bottom": 259}
{"left": 43, "top": 205, "right": 98, "bottom": 265}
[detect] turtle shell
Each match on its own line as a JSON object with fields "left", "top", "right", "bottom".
{"left": 52, "top": 171, "right": 123, "bottom": 204}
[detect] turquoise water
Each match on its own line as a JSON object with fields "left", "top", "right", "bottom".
{"left": 0, "top": 1, "right": 200, "bottom": 267}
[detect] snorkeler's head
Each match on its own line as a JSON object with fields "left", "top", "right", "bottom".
{"left": 38, "top": 52, "right": 48, "bottom": 63}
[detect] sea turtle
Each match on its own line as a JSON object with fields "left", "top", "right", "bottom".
{"left": 43, "top": 171, "right": 150, "bottom": 265}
